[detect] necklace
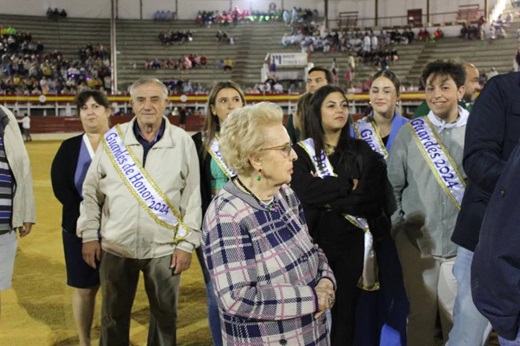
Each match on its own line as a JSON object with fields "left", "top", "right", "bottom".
{"left": 234, "top": 176, "right": 279, "bottom": 212}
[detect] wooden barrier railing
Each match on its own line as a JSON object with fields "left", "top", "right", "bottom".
{"left": 29, "top": 115, "right": 206, "bottom": 134}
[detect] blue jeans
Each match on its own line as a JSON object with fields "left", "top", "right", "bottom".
{"left": 447, "top": 246, "right": 492, "bottom": 346}
{"left": 500, "top": 331, "right": 520, "bottom": 346}
{"left": 206, "top": 280, "right": 222, "bottom": 346}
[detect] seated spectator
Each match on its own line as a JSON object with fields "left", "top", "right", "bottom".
{"left": 434, "top": 28, "right": 444, "bottom": 40}
{"left": 272, "top": 81, "right": 284, "bottom": 93}
{"left": 223, "top": 57, "right": 233, "bottom": 72}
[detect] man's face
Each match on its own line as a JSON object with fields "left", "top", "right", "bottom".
{"left": 425, "top": 74, "right": 464, "bottom": 122}
{"left": 463, "top": 66, "right": 481, "bottom": 102}
{"left": 306, "top": 71, "right": 328, "bottom": 93}
{"left": 131, "top": 82, "right": 168, "bottom": 128}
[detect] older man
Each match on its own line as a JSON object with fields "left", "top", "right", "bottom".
{"left": 78, "top": 77, "right": 201, "bottom": 345}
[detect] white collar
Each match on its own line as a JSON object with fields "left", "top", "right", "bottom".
{"left": 427, "top": 106, "right": 469, "bottom": 133}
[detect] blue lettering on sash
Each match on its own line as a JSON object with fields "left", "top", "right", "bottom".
{"left": 107, "top": 132, "right": 169, "bottom": 215}
{"left": 360, "top": 129, "right": 377, "bottom": 152}
{"left": 411, "top": 119, "right": 460, "bottom": 190}
{"left": 313, "top": 151, "right": 333, "bottom": 177}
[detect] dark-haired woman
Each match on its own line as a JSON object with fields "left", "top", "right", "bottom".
{"left": 292, "top": 85, "right": 397, "bottom": 345}
{"left": 51, "top": 89, "right": 111, "bottom": 346}
{"left": 192, "top": 81, "right": 245, "bottom": 346}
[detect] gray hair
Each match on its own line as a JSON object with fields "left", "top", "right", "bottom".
{"left": 219, "top": 102, "right": 283, "bottom": 175}
{"left": 128, "top": 77, "right": 169, "bottom": 100}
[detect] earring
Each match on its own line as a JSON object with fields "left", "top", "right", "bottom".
{"left": 257, "top": 169, "right": 262, "bottom": 182}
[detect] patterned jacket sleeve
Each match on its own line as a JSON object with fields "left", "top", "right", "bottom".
{"left": 203, "top": 198, "right": 320, "bottom": 321}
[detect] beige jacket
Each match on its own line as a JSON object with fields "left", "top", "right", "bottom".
{"left": 77, "top": 117, "right": 202, "bottom": 258}
{"left": 0, "top": 105, "right": 35, "bottom": 228}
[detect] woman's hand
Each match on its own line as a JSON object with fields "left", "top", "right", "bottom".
{"left": 314, "top": 279, "right": 335, "bottom": 318}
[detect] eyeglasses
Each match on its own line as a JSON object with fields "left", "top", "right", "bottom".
{"left": 260, "top": 143, "right": 293, "bottom": 157}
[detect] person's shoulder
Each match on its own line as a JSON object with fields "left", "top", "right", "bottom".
{"left": 349, "top": 136, "right": 375, "bottom": 153}
{"left": 192, "top": 131, "right": 203, "bottom": 143}
{"left": 208, "top": 182, "right": 242, "bottom": 213}
{"left": 167, "top": 120, "right": 192, "bottom": 140}
{"left": 293, "top": 140, "right": 313, "bottom": 160}
{"left": 0, "top": 105, "right": 15, "bottom": 119}
{"left": 60, "top": 133, "right": 84, "bottom": 148}
{"left": 280, "top": 184, "right": 301, "bottom": 207}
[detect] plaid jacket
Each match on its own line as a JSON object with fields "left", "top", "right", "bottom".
{"left": 203, "top": 182, "right": 336, "bottom": 345}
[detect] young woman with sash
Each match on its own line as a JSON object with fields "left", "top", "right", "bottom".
{"left": 352, "top": 70, "right": 409, "bottom": 345}
{"left": 191, "top": 81, "right": 245, "bottom": 346}
{"left": 352, "top": 70, "right": 409, "bottom": 159}
{"left": 291, "top": 85, "right": 396, "bottom": 345}
{"left": 51, "top": 90, "right": 111, "bottom": 346}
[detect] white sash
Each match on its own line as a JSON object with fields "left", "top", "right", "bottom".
{"left": 353, "top": 117, "right": 388, "bottom": 159}
{"left": 408, "top": 117, "right": 466, "bottom": 209}
{"left": 206, "top": 137, "right": 236, "bottom": 179}
{"left": 102, "top": 125, "right": 190, "bottom": 243}
{"left": 299, "top": 138, "right": 379, "bottom": 291}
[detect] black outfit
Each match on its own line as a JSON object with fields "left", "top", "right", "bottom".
{"left": 51, "top": 134, "right": 99, "bottom": 288}
{"left": 452, "top": 72, "right": 520, "bottom": 252}
{"left": 192, "top": 132, "right": 215, "bottom": 283}
{"left": 285, "top": 114, "right": 301, "bottom": 145}
{"left": 291, "top": 138, "right": 399, "bottom": 345}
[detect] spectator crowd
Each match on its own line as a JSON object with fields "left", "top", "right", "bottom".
{"left": 143, "top": 54, "right": 207, "bottom": 70}
{"left": 1, "top": 29, "right": 111, "bottom": 95}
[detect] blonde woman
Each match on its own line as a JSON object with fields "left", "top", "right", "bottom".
{"left": 203, "top": 102, "right": 336, "bottom": 345}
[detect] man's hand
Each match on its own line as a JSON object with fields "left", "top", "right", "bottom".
{"left": 171, "top": 248, "right": 192, "bottom": 275}
{"left": 82, "top": 240, "right": 101, "bottom": 269}
{"left": 18, "top": 222, "right": 33, "bottom": 237}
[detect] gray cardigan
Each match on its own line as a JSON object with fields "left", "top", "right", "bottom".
{"left": 387, "top": 119, "right": 466, "bottom": 258}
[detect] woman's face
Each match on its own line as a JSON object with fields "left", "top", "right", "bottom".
{"left": 79, "top": 97, "right": 110, "bottom": 134}
{"left": 369, "top": 76, "right": 398, "bottom": 118}
{"left": 320, "top": 92, "right": 349, "bottom": 133}
{"left": 211, "top": 88, "right": 244, "bottom": 124}
{"left": 256, "top": 124, "right": 297, "bottom": 187}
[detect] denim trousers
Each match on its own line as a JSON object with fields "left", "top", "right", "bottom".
{"left": 206, "top": 280, "right": 223, "bottom": 346}
{"left": 447, "top": 246, "right": 492, "bottom": 346}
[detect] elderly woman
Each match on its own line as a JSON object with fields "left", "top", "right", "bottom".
{"left": 203, "top": 102, "right": 336, "bottom": 345}
{"left": 292, "top": 85, "right": 397, "bottom": 345}
{"left": 51, "top": 89, "right": 111, "bottom": 346}
{"left": 192, "top": 81, "right": 246, "bottom": 346}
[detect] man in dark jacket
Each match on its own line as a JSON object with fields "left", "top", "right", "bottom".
{"left": 472, "top": 142, "right": 520, "bottom": 344}
{"left": 448, "top": 72, "right": 520, "bottom": 345}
